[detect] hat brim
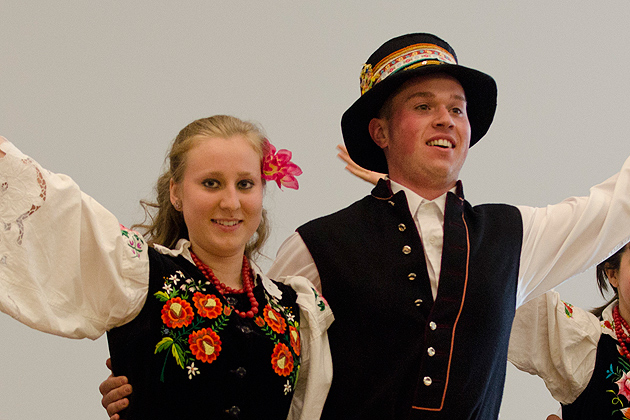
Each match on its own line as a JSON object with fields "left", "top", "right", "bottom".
{"left": 341, "top": 64, "right": 497, "bottom": 173}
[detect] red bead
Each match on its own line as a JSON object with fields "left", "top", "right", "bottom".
{"left": 190, "top": 252, "right": 258, "bottom": 319}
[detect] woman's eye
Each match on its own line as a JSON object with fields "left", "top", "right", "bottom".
{"left": 238, "top": 179, "right": 254, "bottom": 189}
{"left": 452, "top": 107, "right": 464, "bottom": 115}
{"left": 203, "top": 179, "right": 220, "bottom": 188}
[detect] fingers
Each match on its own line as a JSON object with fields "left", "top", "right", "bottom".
{"left": 100, "top": 374, "right": 132, "bottom": 417}
{"left": 336, "top": 144, "right": 385, "bottom": 186}
{"left": 106, "top": 396, "right": 130, "bottom": 418}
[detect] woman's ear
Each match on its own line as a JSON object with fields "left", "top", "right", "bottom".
{"left": 169, "top": 178, "right": 182, "bottom": 211}
{"left": 368, "top": 118, "right": 389, "bottom": 150}
{"left": 607, "top": 267, "right": 620, "bottom": 288}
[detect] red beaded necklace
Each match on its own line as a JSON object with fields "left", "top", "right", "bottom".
{"left": 190, "top": 252, "right": 259, "bottom": 319}
{"left": 613, "top": 306, "right": 630, "bottom": 361}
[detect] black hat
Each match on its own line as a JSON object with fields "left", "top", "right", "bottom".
{"left": 341, "top": 33, "right": 497, "bottom": 173}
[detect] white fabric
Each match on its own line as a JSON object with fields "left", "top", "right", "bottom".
{"left": 508, "top": 290, "right": 613, "bottom": 405}
{"left": 269, "top": 156, "right": 630, "bottom": 309}
{"left": 389, "top": 180, "right": 448, "bottom": 299}
{"left": 0, "top": 138, "right": 332, "bottom": 420}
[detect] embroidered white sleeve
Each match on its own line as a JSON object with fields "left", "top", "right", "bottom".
{"left": 508, "top": 290, "right": 600, "bottom": 404}
{"left": 0, "top": 139, "right": 149, "bottom": 339}
{"left": 278, "top": 274, "right": 333, "bottom": 420}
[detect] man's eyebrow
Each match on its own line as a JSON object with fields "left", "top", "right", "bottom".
{"left": 404, "top": 91, "right": 467, "bottom": 103}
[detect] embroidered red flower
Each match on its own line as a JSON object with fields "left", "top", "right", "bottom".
{"left": 189, "top": 328, "right": 222, "bottom": 364}
{"left": 261, "top": 139, "right": 302, "bottom": 190}
{"left": 224, "top": 305, "right": 233, "bottom": 316}
{"left": 161, "top": 297, "right": 194, "bottom": 328}
{"left": 254, "top": 316, "right": 266, "bottom": 328}
{"left": 264, "top": 306, "right": 287, "bottom": 334}
{"left": 289, "top": 325, "right": 300, "bottom": 356}
{"left": 271, "top": 342, "right": 294, "bottom": 376}
{"left": 192, "top": 292, "right": 223, "bottom": 319}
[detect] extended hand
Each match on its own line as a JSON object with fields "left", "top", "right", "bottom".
{"left": 336, "top": 144, "right": 385, "bottom": 186}
{"left": 99, "top": 358, "right": 132, "bottom": 420}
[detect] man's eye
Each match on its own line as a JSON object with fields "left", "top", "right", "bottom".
{"left": 416, "top": 104, "right": 429, "bottom": 110}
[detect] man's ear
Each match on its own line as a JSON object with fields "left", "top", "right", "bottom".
{"left": 368, "top": 117, "right": 389, "bottom": 150}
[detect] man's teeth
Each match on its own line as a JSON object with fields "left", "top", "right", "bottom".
{"left": 427, "top": 139, "right": 453, "bottom": 148}
{"left": 214, "top": 220, "right": 239, "bottom": 226}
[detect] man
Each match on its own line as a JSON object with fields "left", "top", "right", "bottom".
{"left": 267, "top": 33, "right": 630, "bottom": 418}
{"left": 101, "top": 33, "right": 630, "bottom": 419}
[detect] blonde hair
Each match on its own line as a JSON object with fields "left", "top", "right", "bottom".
{"left": 132, "top": 115, "right": 271, "bottom": 260}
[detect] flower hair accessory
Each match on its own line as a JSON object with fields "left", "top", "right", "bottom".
{"left": 261, "top": 139, "right": 302, "bottom": 190}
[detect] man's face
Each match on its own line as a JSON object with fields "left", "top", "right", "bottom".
{"left": 370, "top": 74, "right": 471, "bottom": 195}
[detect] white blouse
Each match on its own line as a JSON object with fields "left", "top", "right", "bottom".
{"left": 0, "top": 138, "right": 333, "bottom": 420}
{"left": 508, "top": 290, "right": 611, "bottom": 406}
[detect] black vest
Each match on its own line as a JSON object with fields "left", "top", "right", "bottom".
{"left": 297, "top": 180, "right": 522, "bottom": 419}
{"left": 107, "top": 248, "right": 300, "bottom": 419}
{"left": 562, "top": 334, "right": 630, "bottom": 419}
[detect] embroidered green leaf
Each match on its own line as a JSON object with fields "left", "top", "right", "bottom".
{"left": 172, "top": 343, "right": 186, "bottom": 369}
{"left": 154, "top": 291, "right": 170, "bottom": 302}
{"left": 155, "top": 337, "right": 174, "bottom": 354}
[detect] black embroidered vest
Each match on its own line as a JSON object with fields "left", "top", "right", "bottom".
{"left": 562, "top": 334, "right": 630, "bottom": 419}
{"left": 107, "top": 248, "right": 300, "bottom": 419}
{"left": 297, "top": 180, "right": 522, "bottom": 419}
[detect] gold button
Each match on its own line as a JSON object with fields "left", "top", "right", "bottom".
{"left": 423, "top": 376, "right": 432, "bottom": 386}
{"left": 415, "top": 299, "right": 423, "bottom": 307}
{"left": 408, "top": 273, "right": 417, "bottom": 281}
{"left": 402, "top": 245, "right": 411, "bottom": 254}
{"left": 398, "top": 223, "right": 406, "bottom": 232}
{"left": 427, "top": 347, "right": 436, "bottom": 357}
{"left": 429, "top": 321, "right": 437, "bottom": 330}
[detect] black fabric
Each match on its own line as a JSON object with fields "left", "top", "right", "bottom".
{"left": 297, "top": 179, "right": 522, "bottom": 419}
{"left": 562, "top": 334, "right": 630, "bottom": 419}
{"left": 107, "top": 248, "right": 300, "bottom": 419}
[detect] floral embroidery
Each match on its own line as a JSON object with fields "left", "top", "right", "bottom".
{"left": 618, "top": 371, "right": 630, "bottom": 400}
{"left": 153, "top": 268, "right": 300, "bottom": 396}
{"left": 604, "top": 353, "right": 630, "bottom": 417}
{"left": 120, "top": 225, "right": 145, "bottom": 258}
{"left": 264, "top": 306, "right": 287, "bottom": 334}
{"left": 289, "top": 325, "right": 301, "bottom": 356}
{"left": 187, "top": 362, "right": 199, "bottom": 380}
{"left": 261, "top": 139, "right": 302, "bottom": 190}
{"left": 311, "top": 287, "right": 330, "bottom": 312}
{"left": 192, "top": 292, "right": 223, "bottom": 319}
{"left": 562, "top": 301, "right": 574, "bottom": 318}
{"left": 161, "top": 297, "right": 194, "bottom": 328}
{"left": 0, "top": 157, "right": 47, "bottom": 246}
{"left": 189, "top": 328, "right": 222, "bottom": 364}
{"left": 271, "top": 343, "right": 294, "bottom": 376}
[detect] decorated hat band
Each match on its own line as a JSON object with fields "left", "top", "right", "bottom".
{"left": 359, "top": 43, "right": 457, "bottom": 95}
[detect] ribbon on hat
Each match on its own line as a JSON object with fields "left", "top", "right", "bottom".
{"left": 359, "top": 43, "right": 457, "bottom": 95}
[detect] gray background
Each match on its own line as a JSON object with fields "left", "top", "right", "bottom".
{"left": 1, "top": 1, "right": 629, "bottom": 418}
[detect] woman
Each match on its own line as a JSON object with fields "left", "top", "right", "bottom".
{"left": 0, "top": 115, "right": 332, "bottom": 419}
{"left": 509, "top": 243, "right": 630, "bottom": 419}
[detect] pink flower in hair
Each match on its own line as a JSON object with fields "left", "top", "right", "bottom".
{"left": 261, "top": 139, "right": 303, "bottom": 190}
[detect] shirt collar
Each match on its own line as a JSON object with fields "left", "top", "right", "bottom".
{"left": 389, "top": 179, "right": 452, "bottom": 217}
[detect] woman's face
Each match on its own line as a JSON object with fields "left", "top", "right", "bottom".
{"left": 170, "top": 134, "right": 263, "bottom": 262}
{"left": 608, "top": 246, "right": 630, "bottom": 320}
